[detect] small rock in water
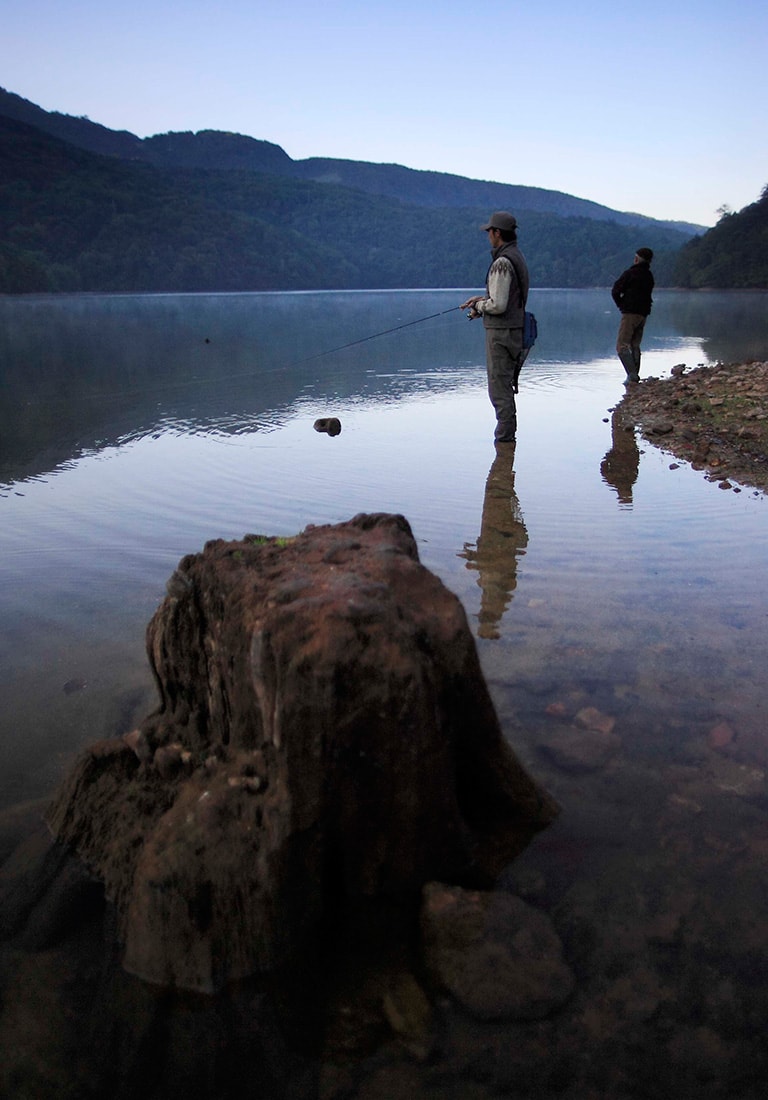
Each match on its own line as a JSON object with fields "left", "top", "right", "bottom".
{"left": 421, "top": 882, "right": 575, "bottom": 1021}
{"left": 574, "top": 706, "right": 616, "bottom": 735}
{"left": 545, "top": 701, "right": 570, "bottom": 720}
{"left": 314, "top": 417, "right": 342, "bottom": 436}
{"left": 538, "top": 725, "right": 620, "bottom": 773}
{"left": 708, "top": 720, "right": 735, "bottom": 749}
{"left": 63, "top": 678, "right": 87, "bottom": 695}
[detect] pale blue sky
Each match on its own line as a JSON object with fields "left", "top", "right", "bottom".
{"left": 3, "top": 0, "right": 766, "bottom": 226}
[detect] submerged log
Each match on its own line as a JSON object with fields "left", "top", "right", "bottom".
{"left": 45, "top": 513, "right": 557, "bottom": 993}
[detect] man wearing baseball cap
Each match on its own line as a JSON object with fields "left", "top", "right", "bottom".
{"left": 611, "top": 248, "right": 655, "bottom": 383}
{"left": 460, "top": 212, "right": 530, "bottom": 444}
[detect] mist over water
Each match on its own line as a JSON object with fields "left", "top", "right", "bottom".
{"left": 1, "top": 287, "right": 766, "bottom": 797}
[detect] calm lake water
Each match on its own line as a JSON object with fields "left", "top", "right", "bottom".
{"left": 1, "top": 287, "right": 768, "bottom": 1094}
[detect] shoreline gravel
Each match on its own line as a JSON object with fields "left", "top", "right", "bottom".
{"left": 617, "top": 358, "right": 768, "bottom": 495}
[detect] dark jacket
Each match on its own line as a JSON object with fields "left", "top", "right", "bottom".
{"left": 612, "top": 261, "right": 654, "bottom": 316}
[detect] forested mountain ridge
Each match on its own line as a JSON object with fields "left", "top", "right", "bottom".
{"left": 0, "top": 117, "right": 358, "bottom": 293}
{"left": 0, "top": 87, "right": 702, "bottom": 234}
{"left": 289, "top": 157, "right": 702, "bottom": 236}
{"left": 0, "top": 87, "right": 695, "bottom": 294}
{"left": 673, "top": 186, "right": 768, "bottom": 289}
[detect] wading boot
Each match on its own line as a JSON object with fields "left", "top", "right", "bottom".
{"left": 618, "top": 347, "right": 640, "bottom": 383}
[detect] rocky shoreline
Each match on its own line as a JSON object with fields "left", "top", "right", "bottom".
{"left": 617, "top": 358, "right": 768, "bottom": 494}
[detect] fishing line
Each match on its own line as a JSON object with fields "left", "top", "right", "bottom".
{"left": 46, "top": 304, "right": 466, "bottom": 405}
{"left": 294, "top": 306, "right": 462, "bottom": 365}
{"left": 1, "top": 305, "right": 467, "bottom": 494}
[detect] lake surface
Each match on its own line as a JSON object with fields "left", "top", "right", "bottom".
{"left": 1, "top": 287, "right": 768, "bottom": 1094}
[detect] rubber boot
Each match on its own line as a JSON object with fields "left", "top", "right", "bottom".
{"left": 618, "top": 347, "right": 639, "bottom": 383}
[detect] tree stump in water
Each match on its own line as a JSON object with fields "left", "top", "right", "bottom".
{"left": 45, "top": 512, "right": 557, "bottom": 993}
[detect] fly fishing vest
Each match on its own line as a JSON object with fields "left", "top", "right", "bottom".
{"left": 482, "top": 242, "right": 529, "bottom": 330}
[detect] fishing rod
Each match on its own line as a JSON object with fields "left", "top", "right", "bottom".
{"left": 66, "top": 303, "right": 466, "bottom": 404}
{"left": 296, "top": 305, "right": 464, "bottom": 365}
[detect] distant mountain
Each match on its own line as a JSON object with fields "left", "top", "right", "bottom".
{"left": 0, "top": 116, "right": 357, "bottom": 293}
{"left": 672, "top": 186, "right": 768, "bottom": 288}
{"left": 0, "top": 87, "right": 294, "bottom": 172}
{"left": 0, "top": 86, "right": 144, "bottom": 158}
{"left": 0, "top": 88, "right": 697, "bottom": 294}
{"left": 0, "top": 87, "right": 704, "bottom": 235}
{"left": 290, "top": 157, "right": 704, "bottom": 236}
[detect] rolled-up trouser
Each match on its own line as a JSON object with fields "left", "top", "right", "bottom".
{"left": 485, "top": 326, "right": 523, "bottom": 442}
{"left": 616, "top": 313, "right": 647, "bottom": 378}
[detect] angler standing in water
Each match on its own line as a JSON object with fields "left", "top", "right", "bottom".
{"left": 611, "top": 247, "right": 654, "bottom": 383}
{"left": 460, "top": 211, "right": 529, "bottom": 445}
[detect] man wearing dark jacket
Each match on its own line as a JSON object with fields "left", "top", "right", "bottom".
{"left": 460, "top": 211, "right": 529, "bottom": 443}
{"left": 611, "top": 247, "right": 654, "bottom": 383}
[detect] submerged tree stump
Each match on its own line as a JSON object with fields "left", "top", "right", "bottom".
{"left": 46, "top": 513, "right": 557, "bottom": 993}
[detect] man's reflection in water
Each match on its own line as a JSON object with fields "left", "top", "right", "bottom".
{"left": 460, "top": 443, "right": 528, "bottom": 640}
{"left": 600, "top": 407, "right": 640, "bottom": 505}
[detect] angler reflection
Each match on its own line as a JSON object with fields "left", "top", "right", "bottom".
{"left": 460, "top": 444, "right": 528, "bottom": 640}
{"left": 600, "top": 407, "right": 640, "bottom": 506}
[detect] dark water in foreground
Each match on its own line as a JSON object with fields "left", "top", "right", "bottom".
{"left": 1, "top": 288, "right": 767, "bottom": 1095}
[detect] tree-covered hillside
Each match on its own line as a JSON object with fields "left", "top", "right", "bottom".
{"left": 0, "top": 113, "right": 689, "bottom": 294}
{"left": 0, "top": 86, "right": 703, "bottom": 236}
{"left": 672, "top": 186, "right": 768, "bottom": 288}
{"left": 290, "top": 157, "right": 703, "bottom": 236}
{"left": 0, "top": 117, "right": 356, "bottom": 293}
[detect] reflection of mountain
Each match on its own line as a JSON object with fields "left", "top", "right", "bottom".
{"left": 601, "top": 407, "right": 640, "bottom": 505}
{"left": 543, "top": 288, "right": 768, "bottom": 369}
{"left": 659, "top": 289, "right": 768, "bottom": 365}
{"left": 0, "top": 291, "right": 476, "bottom": 488}
{"left": 461, "top": 446, "right": 528, "bottom": 639}
{"left": 3, "top": 289, "right": 767, "bottom": 490}
{"left": 541, "top": 288, "right": 768, "bottom": 368}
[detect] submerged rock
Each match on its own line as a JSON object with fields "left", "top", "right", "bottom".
{"left": 537, "top": 725, "right": 621, "bottom": 773}
{"left": 420, "top": 881, "right": 575, "bottom": 1020}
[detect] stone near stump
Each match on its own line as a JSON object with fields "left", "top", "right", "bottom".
{"left": 708, "top": 720, "right": 736, "bottom": 750}
{"left": 537, "top": 725, "right": 621, "bottom": 773}
{"left": 574, "top": 706, "right": 616, "bottom": 736}
{"left": 420, "top": 881, "right": 575, "bottom": 1021}
{"left": 44, "top": 513, "right": 557, "bottom": 993}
